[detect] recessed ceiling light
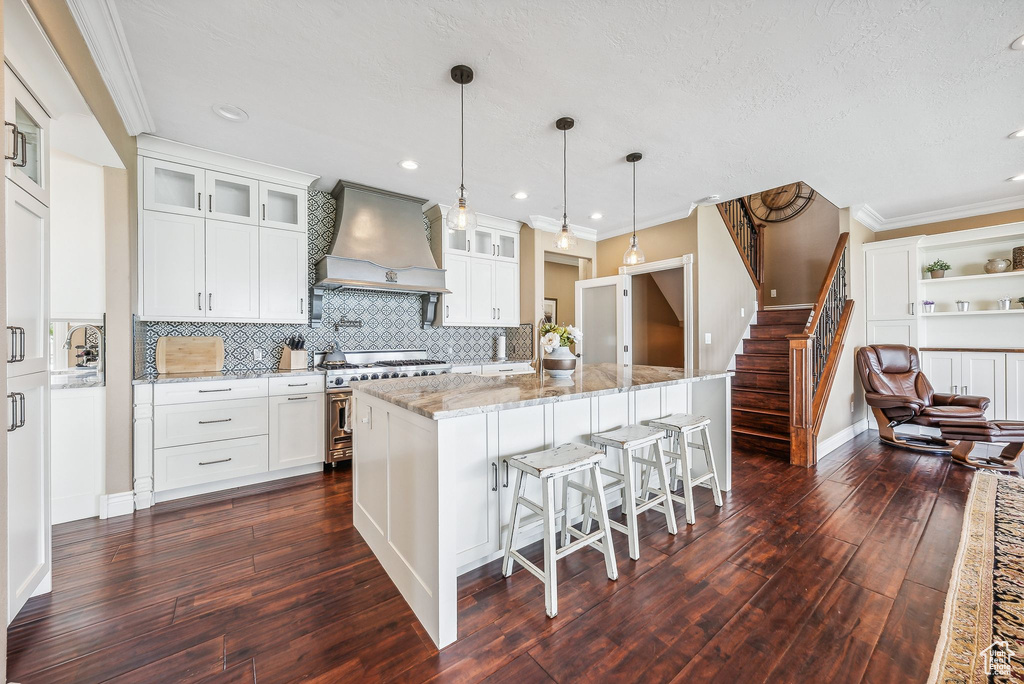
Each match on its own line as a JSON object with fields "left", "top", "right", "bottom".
{"left": 1012, "top": 34, "right": 1024, "bottom": 50}
{"left": 512, "top": 191, "right": 528, "bottom": 200}
{"left": 1009, "top": 173, "right": 1024, "bottom": 181}
{"left": 590, "top": 212, "right": 603, "bottom": 220}
{"left": 399, "top": 160, "right": 419, "bottom": 170}
{"left": 1009, "top": 128, "right": 1024, "bottom": 139}
{"left": 212, "top": 104, "right": 248, "bottom": 122}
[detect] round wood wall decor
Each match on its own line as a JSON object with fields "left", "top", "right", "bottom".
{"left": 747, "top": 182, "right": 816, "bottom": 222}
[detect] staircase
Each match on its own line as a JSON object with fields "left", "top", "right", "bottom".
{"left": 732, "top": 308, "right": 810, "bottom": 459}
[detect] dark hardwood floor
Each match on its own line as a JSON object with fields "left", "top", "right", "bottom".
{"left": 7, "top": 431, "right": 977, "bottom": 682}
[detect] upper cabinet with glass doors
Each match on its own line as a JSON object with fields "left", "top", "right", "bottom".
{"left": 4, "top": 65, "right": 50, "bottom": 207}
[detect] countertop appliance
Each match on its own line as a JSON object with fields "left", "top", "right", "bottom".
{"left": 320, "top": 349, "right": 452, "bottom": 466}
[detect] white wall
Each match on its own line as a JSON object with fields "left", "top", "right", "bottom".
{"left": 50, "top": 148, "right": 105, "bottom": 319}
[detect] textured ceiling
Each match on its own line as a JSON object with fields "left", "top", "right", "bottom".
{"left": 114, "top": 0, "right": 1024, "bottom": 236}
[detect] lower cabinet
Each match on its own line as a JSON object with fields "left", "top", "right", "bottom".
{"left": 269, "top": 392, "right": 325, "bottom": 470}
{"left": 920, "top": 351, "right": 1006, "bottom": 420}
{"left": 155, "top": 435, "right": 269, "bottom": 491}
{"left": 1008, "top": 354, "right": 1024, "bottom": 421}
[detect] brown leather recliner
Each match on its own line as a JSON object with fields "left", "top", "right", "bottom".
{"left": 856, "top": 344, "right": 990, "bottom": 452}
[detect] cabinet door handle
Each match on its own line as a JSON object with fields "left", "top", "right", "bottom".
{"left": 199, "top": 458, "right": 232, "bottom": 466}
{"left": 466, "top": 239, "right": 470, "bottom": 251}
{"left": 7, "top": 326, "right": 24, "bottom": 363}
{"left": 445, "top": 304, "right": 449, "bottom": 319}
{"left": 492, "top": 462, "right": 498, "bottom": 491}
{"left": 7, "top": 393, "right": 16, "bottom": 432}
{"left": 287, "top": 382, "right": 308, "bottom": 387}
{"left": 910, "top": 302, "right": 915, "bottom": 316}
{"left": 262, "top": 203, "right": 266, "bottom": 221}
{"left": 962, "top": 386, "right": 968, "bottom": 396}
{"left": 497, "top": 308, "right": 500, "bottom": 319}
{"left": 198, "top": 292, "right": 203, "bottom": 311}
{"left": 198, "top": 192, "right": 202, "bottom": 212}
{"left": 208, "top": 194, "right": 213, "bottom": 213}
{"left": 300, "top": 298, "right": 304, "bottom": 314}
{"left": 4, "top": 121, "right": 18, "bottom": 160}
{"left": 17, "top": 327, "right": 25, "bottom": 362}
{"left": 13, "top": 131, "right": 27, "bottom": 167}
{"left": 208, "top": 293, "right": 213, "bottom": 311}
{"left": 503, "top": 459, "right": 509, "bottom": 488}
{"left": 198, "top": 418, "right": 232, "bottom": 424}
{"left": 198, "top": 387, "right": 231, "bottom": 393}
{"left": 287, "top": 396, "right": 309, "bottom": 401}
{"left": 951, "top": 385, "right": 957, "bottom": 394}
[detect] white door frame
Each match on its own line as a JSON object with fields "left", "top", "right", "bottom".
{"left": 618, "top": 255, "right": 694, "bottom": 370}
{"left": 575, "top": 274, "right": 631, "bottom": 367}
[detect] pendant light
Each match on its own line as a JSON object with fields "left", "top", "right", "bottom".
{"left": 622, "top": 152, "right": 646, "bottom": 265}
{"left": 553, "top": 117, "right": 577, "bottom": 250}
{"left": 446, "top": 65, "right": 477, "bottom": 233}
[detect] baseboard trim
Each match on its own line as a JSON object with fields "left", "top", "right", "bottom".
{"left": 818, "top": 418, "right": 870, "bottom": 457}
{"left": 100, "top": 491, "right": 136, "bottom": 519}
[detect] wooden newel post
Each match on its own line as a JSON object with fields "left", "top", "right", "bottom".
{"left": 787, "top": 333, "right": 816, "bottom": 467}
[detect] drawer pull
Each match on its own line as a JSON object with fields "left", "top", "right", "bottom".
{"left": 198, "top": 388, "right": 232, "bottom": 393}
{"left": 287, "top": 396, "right": 309, "bottom": 401}
{"left": 198, "top": 418, "right": 233, "bottom": 424}
{"left": 198, "top": 457, "right": 232, "bottom": 466}
{"left": 287, "top": 382, "right": 308, "bottom": 387}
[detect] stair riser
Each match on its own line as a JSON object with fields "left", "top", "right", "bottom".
{"left": 742, "top": 339, "right": 789, "bottom": 355}
{"left": 732, "top": 409, "right": 790, "bottom": 435}
{"left": 733, "top": 371, "right": 789, "bottom": 391}
{"left": 736, "top": 355, "right": 789, "bottom": 373}
{"left": 749, "top": 324, "right": 805, "bottom": 339}
{"left": 756, "top": 309, "right": 812, "bottom": 326}
{"left": 732, "top": 389, "right": 789, "bottom": 411}
{"left": 732, "top": 430, "right": 790, "bottom": 459}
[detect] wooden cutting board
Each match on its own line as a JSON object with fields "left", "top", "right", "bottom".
{"left": 155, "top": 336, "right": 225, "bottom": 374}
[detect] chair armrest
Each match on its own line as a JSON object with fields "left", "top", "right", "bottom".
{"left": 932, "top": 393, "right": 991, "bottom": 410}
{"left": 863, "top": 392, "right": 925, "bottom": 412}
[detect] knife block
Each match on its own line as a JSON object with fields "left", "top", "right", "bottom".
{"left": 278, "top": 349, "right": 308, "bottom": 371}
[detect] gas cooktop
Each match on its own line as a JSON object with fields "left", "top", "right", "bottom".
{"left": 318, "top": 349, "right": 451, "bottom": 389}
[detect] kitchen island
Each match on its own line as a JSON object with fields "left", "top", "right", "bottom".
{"left": 350, "top": 364, "right": 732, "bottom": 648}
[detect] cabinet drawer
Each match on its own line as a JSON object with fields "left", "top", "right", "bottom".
{"left": 154, "top": 435, "right": 268, "bottom": 492}
{"left": 154, "top": 378, "right": 268, "bottom": 405}
{"left": 450, "top": 365, "right": 482, "bottom": 375}
{"left": 481, "top": 363, "right": 533, "bottom": 376}
{"left": 154, "top": 397, "right": 268, "bottom": 448}
{"left": 268, "top": 375, "right": 325, "bottom": 396}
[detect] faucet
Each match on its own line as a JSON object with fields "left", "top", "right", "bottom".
{"left": 63, "top": 324, "right": 104, "bottom": 373}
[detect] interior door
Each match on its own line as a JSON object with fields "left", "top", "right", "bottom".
{"left": 259, "top": 226, "right": 306, "bottom": 322}
{"left": 142, "top": 210, "right": 206, "bottom": 319}
{"left": 206, "top": 170, "right": 258, "bottom": 225}
{"left": 8, "top": 370, "right": 50, "bottom": 624}
{"left": 443, "top": 253, "right": 471, "bottom": 324}
{"left": 4, "top": 65, "right": 50, "bottom": 207}
{"left": 493, "top": 262, "right": 518, "bottom": 327}
{"left": 469, "top": 259, "right": 495, "bottom": 325}
{"left": 205, "top": 220, "right": 260, "bottom": 319}
{"left": 575, "top": 275, "right": 630, "bottom": 367}
{"left": 6, "top": 180, "right": 48, "bottom": 377}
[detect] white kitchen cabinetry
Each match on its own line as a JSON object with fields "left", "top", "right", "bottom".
{"left": 137, "top": 136, "right": 315, "bottom": 324}
{"left": 5, "top": 65, "right": 50, "bottom": 207}
{"left": 205, "top": 170, "right": 258, "bottom": 224}
{"left": 205, "top": 220, "right": 260, "bottom": 319}
{"left": 51, "top": 386, "right": 104, "bottom": 524}
{"left": 1008, "top": 354, "right": 1024, "bottom": 421}
{"left": 865, "top": 241, "right": 918, "bottom": 321}
{"left": 7, "top": 371, "right": 49, "bottom": 624}
{"left": 260, "top": 227, "right": 307, "bottom": 322}
{"left": 269, "top": 392, "right": 325, "bottom": 470}
{"left": 428, "top": 205, "right": 522, "bottom": 327}
{"left": 142, "top": 211, "right": 206, "bottom": 319}
{"left": 6, "top": 181, "right": 49, "bottom": 376}
{"left": 921, "top": 351, "right": 1005, "bottom": 420}
{"left": 453, "top": 413, "right": 500, "bottom": 565}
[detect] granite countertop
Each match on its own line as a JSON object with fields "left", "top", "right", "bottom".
{"left": 350, "top": 363, "right": 733, "bottom": 420}
{"left": 132, "top": 368, "right": 325, "bottom": 385}
{"left": 51, "top": 370, "right": 105, "bottom": 390}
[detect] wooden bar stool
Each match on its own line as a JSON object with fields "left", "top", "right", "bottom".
{"left": 646, "top": 413, "right": 723, "bottom": 525}
{"left": 584, "top": 425, "right": 678, "bottom": 561}
{"left": 502, "top": 442, "right": 618, "bottom": 618}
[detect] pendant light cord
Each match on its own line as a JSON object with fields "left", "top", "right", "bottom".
{"left": 632, "top": 162, "right": 637, "bottom": 240}
{"left": 460, "top": 83, "right": 465, "bottom": 197}
{"left": 562, "top": 128, "right": 568, "bottom": 226}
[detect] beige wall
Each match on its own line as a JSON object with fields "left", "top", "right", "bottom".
{"left": 762, "top": 196, "right": 840, "bottom": 306}
{"left": 27, "top": 0, "right": 138, "bottom": 495}
{"left": 877, "top": 207, "right": 1024, "bottom": 240}
{"left": 696, "top": 206, "right": 757, "bottom": 370}
{"left": 595, "top": 215, "right": 697, "bottom": 278}
{"left": 818, "top": 210, "right": 875, "bottom": 445}
{"left": 521, "top": 225, "right": 596, "bottom": 353}
{"left": 543, "top": 261, "right": 578, "bottom": 328}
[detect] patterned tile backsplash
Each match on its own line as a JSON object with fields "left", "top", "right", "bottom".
{"left": 135, "top": 190, "right": 533, "bottom": 376}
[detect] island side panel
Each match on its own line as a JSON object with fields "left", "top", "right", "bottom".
{"left": 690, "top": 375, "right": 732, "bottom": 491}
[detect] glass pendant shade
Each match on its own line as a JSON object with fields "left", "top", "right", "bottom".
{"left": 445, "top": 192, "right": 477, "bottom": 232}
{"left": 554, "top": 223, "right": 577, "bottom": 250}
{"left": 623, "top": 234, "right": 645, "bottom": 265}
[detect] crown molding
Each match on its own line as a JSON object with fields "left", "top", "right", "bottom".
{"left": 527, "top": 215, "right": 598, "bottom": 241}
{"left": 138, "top": 135, "right": 319, "bottom": 187}
{"left": 67, "top": 0, "right": 155, "bottom": 136}
{"left": 856, "top": 196, "right": 1024, "bottom": 232}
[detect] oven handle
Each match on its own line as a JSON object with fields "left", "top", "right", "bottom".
{"left": 342, "top": 394, "right": 353, "bottom": 434}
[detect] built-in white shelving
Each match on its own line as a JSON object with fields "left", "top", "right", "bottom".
{"left": 921, "top": 308, "right": 1024, "bottom": 317}
{"left": 920, "top": 270, "right": 1024, "bottom": 284}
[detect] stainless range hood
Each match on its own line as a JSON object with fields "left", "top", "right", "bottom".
{"left": 312, "top": 180, "right": 448, "bottom": 327}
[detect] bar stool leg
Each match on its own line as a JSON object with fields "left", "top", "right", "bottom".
{"left": 590, "top": 462, "right": 618, "bottom": 581}
{"left": 620, "top": 447, "right": 641, "bottom": 561}
{"left": 653, "top": 439, "right": 678, "bottom": 534}
{"left": 701, "top": 425, "right": 724, "bottom": 507}
{"left": 560, "top": 473, "right": 572, "bottom": 549}
{"left": 680, "top": 438, "right": 696, "bottom": 525}
{"left": 541, "top": 476, "right": 559, "bottom": 618}
{"left": 581, "top": 445, "right": 606, "bottom": 536}
{"left": 501, "top": 468, "right": 525, "bottom": 577}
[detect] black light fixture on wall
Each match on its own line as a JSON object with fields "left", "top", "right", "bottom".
{"left": 622, "top": 152, "right": 646, "bottom": 265}
{"left": 446, "top": 65, "right": 477, "bottom": 233}
{"left": 553, "top": 117, "right": 577, "bottom": 251}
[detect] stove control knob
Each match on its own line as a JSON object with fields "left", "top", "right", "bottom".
{"left": 359, "top": 374, "right": 369, "bottom": 381}
{"left": 400, "top": 372, "right": 409, "bottom": 377}
{"left": 334, "top": 377, "right": 344, "bottom": 386}
{"left": 428, "top": 371, "right": 437, "bottom": 376}
{"left": 370, "top": 373, "right": 380, "bottom": 380}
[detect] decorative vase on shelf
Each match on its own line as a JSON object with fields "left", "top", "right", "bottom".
{"left": 998, "top": 297, "right": 1012, "bottom": 311}
{"left": 985, "top": 258, "right": 1011, "bottom": 274}
{"left": 543, "top": 346, "right": 577, "bottom": 378}
{"left": 956, "top": 300, "right": 970, "bottom": 312}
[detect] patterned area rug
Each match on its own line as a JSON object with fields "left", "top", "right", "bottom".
{"left": 929, "top": 472, "right": 1024, "bottom": 683}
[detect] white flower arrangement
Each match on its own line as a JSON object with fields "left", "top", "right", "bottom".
{"left": 540, "top": 323, "right": 582, "bottom": 354}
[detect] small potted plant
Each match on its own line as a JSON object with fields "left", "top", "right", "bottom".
{"left": 922, "top": 300, "right": 935, "bottom": 314}
{"left": 540, "top": 323, "right": 582, "bottom": 378}
{"left": 956, "top": 299, "right": 970, "bottom": 312}
{"left": 925, "top": 259, "right": 951, "bottom": 278}
{"left": 1018, "top": 296, "right": 1024, "bottom": 309}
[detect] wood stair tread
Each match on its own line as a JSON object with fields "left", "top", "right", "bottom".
{"left": 732, "top": 426, "right": 791, "bottom": 443}
{"left": 733, "top": 406, "right": 789, "bottom": 418}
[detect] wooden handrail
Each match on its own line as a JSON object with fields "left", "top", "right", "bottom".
{"left": 716, "top": 200, "right": 762, "bottom": 290}
{"left": 805, "top": 232, "right": 850, "bottom": 334}
{"left": 811, "top": 300, "right": 855, "bottom": 430}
